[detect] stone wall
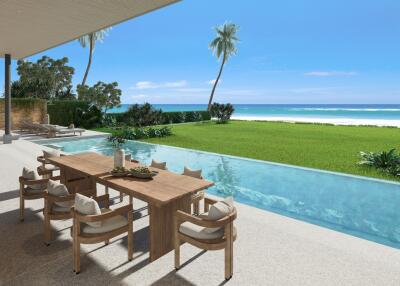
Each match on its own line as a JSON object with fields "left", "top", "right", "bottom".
{"left": 0, "top": 98, "right": 47, "bottom": 130}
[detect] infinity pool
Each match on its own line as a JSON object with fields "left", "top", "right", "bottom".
{"left": 39, "top": 136, "right": 400, "bottom": 248}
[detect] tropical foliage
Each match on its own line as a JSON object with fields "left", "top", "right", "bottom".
{"left": 107, "top": 126, "right": 172, "bottom": 140}
{"left": 77, "top": 81, "right": 121, "bottom": 113}
{"left": 123, "top": 103, "right": 163, "bottom": 127}
{"left": 208, "top": 22, "right": 239, "bottom": 110}
{"left": 210, "top": 102, "right": 235, "bottom": 123}
{"left": 359, "top": 149, "right": 400, "bottom": 176}
{"left": 78, "top": 28, "right": 111, "bottom": 86}
{"left": 12, "top": 56, "right": 75, "bottom": 100}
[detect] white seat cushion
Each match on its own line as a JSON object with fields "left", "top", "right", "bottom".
{"left": 199, "top": 197, "right": 234, "bottom": 233}
{"left": 82, "top": 213, "right": 128, "bottom": 234}
{"left": 43, "top": 164, "right": 60, "bottom": 171}
{"left": 22, "top": 167, "right": 46, "bottom": 190}
{"left": 179, "top": 222, "right": 236, "bottom": 240}
{"left": 43, "top": 149, "right": 60, "bottom": 163}
{"left": 183, "top": 166, "right": 202, "bottom": 179}
{"left": 207, "top": 197, "right": 234, "bottom": 220}
{"left": 75, "top": 194, "right": 102, "bottom": 227}
{"left": 47, "top": 180, "right": 73, "bottom": 208}
{"left": 150, "top": 160, "right": 167, "bottom": 170}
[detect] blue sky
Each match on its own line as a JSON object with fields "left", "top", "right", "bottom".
{"left": 1, "top": 0, "right": 400, "bottom": 104}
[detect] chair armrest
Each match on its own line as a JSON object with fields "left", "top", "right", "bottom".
{"left": 45, "top": 192, "right": 75, "bottom": 203}
{"left": 73, "top": 204, "right": 132, "bottom": 223}
{"left": 176, "top": 209, "right": 237, "bottom": 228}
{"left": 19, "top": 176, "right": 49, "bottom": 186}
{"left": 204, "top": 197, "right": 218, "bottom": 212}
{"left": 93, "top": 194, "right": 110, "bottom": 208}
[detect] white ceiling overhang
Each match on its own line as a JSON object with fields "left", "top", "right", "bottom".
{"left": 0, "top": 0, "right": 180, "bottom": 59}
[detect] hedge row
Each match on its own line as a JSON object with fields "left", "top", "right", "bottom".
{"left": 47, "top": 101, "right": 102, "bottom": 129}
{"left": 47, "top": 100, "right": 211, "bottom": 128}
{"left": 108, "top": 110, "right": 211, "bottom": 125}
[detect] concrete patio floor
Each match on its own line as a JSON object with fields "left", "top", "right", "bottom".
{"left": 1, "top": 139, "right": 400, "bottom": 285}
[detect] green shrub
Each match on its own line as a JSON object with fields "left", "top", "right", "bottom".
{"left": 106, "top": 109, "right": 210, "bottom": 126}
{"left": 115, "top": 126, "right": 172, "bottom": 140}
{"left": 210, "top": 103, "right": 235, "bottom": 123}
{"left": 47, "top": 100, "right": 102, "bottom": 129}
{"left": 123, "top": 103, "right": 163, "bottom": 127}
{"left": 358, "top": 149, "right": 400, "bottom": 176}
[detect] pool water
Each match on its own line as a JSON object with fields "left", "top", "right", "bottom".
{"left": 40, "top": 136, "right": 400, "bottom": 248}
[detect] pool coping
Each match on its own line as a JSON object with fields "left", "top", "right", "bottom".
{"left": 33, "top": 134, "right": 400, "bottom": 186}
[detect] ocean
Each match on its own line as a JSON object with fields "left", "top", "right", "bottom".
{"left": 108, "top": 104, "right": 400, "bottom": 121}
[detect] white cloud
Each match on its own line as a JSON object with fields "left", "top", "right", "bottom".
{"left": 305, "top": 71, "right": 358, "bottom": 77}
{"left": 206, "top": 79, "right": 221, "bottom": 85}
{"left": 164, "top": 80, "right": 187, "bottom": 88}
{"left": 133, "top": 80, "right": 187, "bottom": 90}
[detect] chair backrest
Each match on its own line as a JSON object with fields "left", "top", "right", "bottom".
{"left": 182, "top": 166, "right": 203, "bottom": 179}
{"left": 150, "top": 160, "right": 167, "bottom": 170}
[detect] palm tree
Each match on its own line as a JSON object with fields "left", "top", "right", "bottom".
{"left": 78, "top": 28, "right": 111, "bottom": 86}
{"left": 208, "top": 23, "right": 239, "bottom": 111}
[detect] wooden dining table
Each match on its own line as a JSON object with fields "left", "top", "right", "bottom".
{"left": 48, "top": 152, "right": 214, "bottom": 261}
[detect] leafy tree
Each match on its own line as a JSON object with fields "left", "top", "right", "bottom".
{"left": 78, "top": 28, "right": 111, "bottom": 86}
{"left": 208, "top": 23, "right": 239, "bottom": 111}
{"left": 12, "top": 56, "right": 74, "bottom": 99}
{"left": 77, "top": 81, "right": 121, "bottom": 113}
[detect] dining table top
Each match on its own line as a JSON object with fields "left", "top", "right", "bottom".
{"left": 49, "top": 152, "right": 214, "bottom": 205}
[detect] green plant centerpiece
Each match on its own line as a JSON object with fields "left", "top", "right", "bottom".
{"left": 108, "top": 135, "right": 126, "bottom": 168}
{"left": 129, "top": 166, "right": 158, "bottom": 179}
{"left": 111, "top": 166, "right": 128, "bottom": 177}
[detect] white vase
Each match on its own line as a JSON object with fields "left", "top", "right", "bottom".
{"left": 114, "top": 149, "right": 125, "bottom": 168}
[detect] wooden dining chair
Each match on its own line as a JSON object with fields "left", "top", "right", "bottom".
{"left": 174, "top": 197, "right": 237, "bottom": 280}
{"left": 37, "top": 151, "right": 64, "bottom": 178}
{"left": 71, "top": 194, "right": 133, "bottom": 274}
{"left": 19, "top": 167, "right": 60, "bottom": 222}
{"left": 182, "top": 166, "right": 205, "bottom": 215}
{"left": 43, "top": 181, "right": 99, "bottom": 245}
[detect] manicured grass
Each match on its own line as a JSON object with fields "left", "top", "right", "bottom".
{"left": 95, "top": 121, "right": 400, "bottom": 181}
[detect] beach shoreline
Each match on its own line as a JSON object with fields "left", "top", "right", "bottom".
{"left": 231, "top": 115, "right": 400, "bottom": 127}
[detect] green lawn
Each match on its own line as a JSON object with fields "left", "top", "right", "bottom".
{"left": 95, "top": 120, "right": 400, "bottom": 181}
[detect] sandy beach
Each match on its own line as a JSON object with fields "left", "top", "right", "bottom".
{"left": 232, "top": 115, "right": 400, "bottom": 127}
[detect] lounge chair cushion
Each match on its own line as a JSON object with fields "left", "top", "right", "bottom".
{"left": 179, "top": 222, "right": 236, "bottom": 240}
{"left": 43, "top": 149, "right": 60, "bottom": 163}
{"left": 47, "top": 180, "right": 73, "bottom": 208}
{"left": 82, "top": 210, "right": 128, "bottom": 234}
{"left": 75, "top": 194, "right": 102, "bottom": 227}
{"left": 22, "top": 167, "right": 46, "bottom": 190}
{"left": 183, "top": 167, "right": 202, "bottom": 179}
{"left": 150, "top": 160, "right": 167, "bottom": 170}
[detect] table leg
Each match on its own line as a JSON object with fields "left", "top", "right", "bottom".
{"left": 149, "top": 194, "right": 191, "bottom": 262}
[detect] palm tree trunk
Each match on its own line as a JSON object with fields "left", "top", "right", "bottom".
{"left": 208, "top": 52, "right": 226, "bottom": 111}
{"left": 81, "top": 34, "right": 94, "bottom": 86}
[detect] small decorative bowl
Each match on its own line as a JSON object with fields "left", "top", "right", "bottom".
{"left": 130, "top": 170, "right": 158, "bottom": 179}
{"left": 110, "top": 171, "right": 128, "bottom": 177}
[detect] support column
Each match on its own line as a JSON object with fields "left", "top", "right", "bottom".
{"left": 3, "top": 54, "right": 12, "bottom": 144}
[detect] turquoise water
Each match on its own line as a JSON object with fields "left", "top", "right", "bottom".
{"left": 108, "top": 104, "right": 400, "bottom": 120}
{"left": 41, "top": 137, "right": 400, "bottom": 248}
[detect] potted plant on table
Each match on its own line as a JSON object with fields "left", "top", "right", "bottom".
{"left": 108, "top": 135, "right": 126, "bottom": 167}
